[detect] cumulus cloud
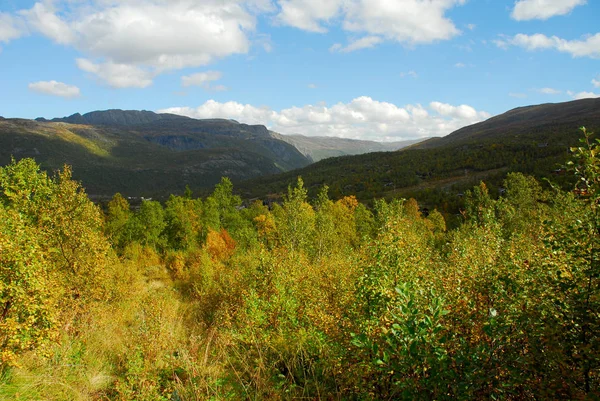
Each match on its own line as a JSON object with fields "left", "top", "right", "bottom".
{"left": 330, "top": 36, "right": 383, "bottom": 53}
{"left": 159, "top": 96, "right": 491, "bottom": 141}
{"left": 511, "top": 0, "right": 587, "bottom": 21}
{"left": 77, "top": 58, "right": 154, "bottom": 88}
{"left": 28, "top": 80, "right": 81, "bottom": 98}
{"left": 593, "top": 77, "right": 600, "bottom": 88}
{"left": 342, "top": 0, "right": 466, "bottom": 45}
{"left": 495, "top": 33, "right": 600, "bottom": 58}
{"left": 18, "top": 0, "right": 258, "bottom": 87}
{"left": 276, "top": 0, "right": 344, "bottom": 33}
{"left": 570, "top": 91, "right": 600, "bottom": 100}
{"left": 5, "top": 0, "right": 468, "bottom": 87}
{"left": 181, "top": 71, "right": 225, "bottom": 91}
{"left": 429, "top": 101, "right": 490, "bottom": 120}
{"left": 0, "top": 12, "right": 26, "bottom": 43}
{"left": 20, "top": 2, "right": 74, "bottom": 45}
{"left": 276, "top": 0, "right": 465, "bottom": 47}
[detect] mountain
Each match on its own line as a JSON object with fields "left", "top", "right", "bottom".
{"left": 237, "top": 98, "right": 600, "bottom": 209}
{"left": 414, "top": 98, "right": 600, "bottom": 149}
{"left": 270, "top": 132, "right": 426, "bottom": 162}
{"left": 2, "top": 110, "right": 310, "bottom": 198}
{"left": 36, "top": 109, "right": 189, "bottom": 126}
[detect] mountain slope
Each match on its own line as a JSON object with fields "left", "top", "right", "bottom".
{"left": 270, "top": 132, "right": 426, "bottom": 162}
{"left": 238, "top": 98, "right": 600, "bottom": 207}
{"left": 1, "top": 110, "right": 310, "bottom": 197}
{"left": 414, "top": 98, "right": 600, "bottom": 149}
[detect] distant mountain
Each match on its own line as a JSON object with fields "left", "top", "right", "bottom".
{"left": 238, "top": 98, "right": 600, "bottom": 208}
{"left": 414, "top": 98, "right": 600, "bottom": 149}
{"left": 2, "top": 110, "right": 310, "bottom": 198}
{"left": 36, "top": 109, "right": 189, "bottom": 126}
{"left": 270, "top": 132, "right": 426, "bottom": 162}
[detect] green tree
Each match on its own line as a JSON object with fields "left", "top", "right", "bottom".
{"left": 130, "top": 200, "right": 166, "bottom": 250}
{"left": 273, "top": 177, "right": 315, "bottom": 253}
{"left": 164, "top": 195, "right": 202, "bottom": 250}
{"left": 105, "top": 193, "right": 132, "bottom": 251}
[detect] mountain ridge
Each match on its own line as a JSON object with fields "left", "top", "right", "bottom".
{"left": 270, "top": 132, "right": 427, "bottom": 162}
{"left": 237, "top": 98, "right": 600, "bottom": 207}
{"left": 1, "top": 112, "right": 310, "bottom": 197}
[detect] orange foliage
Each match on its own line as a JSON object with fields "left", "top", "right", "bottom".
{"left": 205, "top": 229, "right": 237, "bottom": 261}
{"left": 254, "top": 213, "right": 276, "bottom": 244}
{"left": 338, "top": 195, "right": 359, "bottom": 212}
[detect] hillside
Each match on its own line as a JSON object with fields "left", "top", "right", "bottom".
{"left": 270, "top": 132, "right": 426, "bottom": 162}
{"left": 1, "top": 110, "right": 310, "bottom": 198}
{"left": 414, "top": 98, "right": 600, "bottom": 149}
{"left": 238, "top": 98, "right": 600, "bottom": 209}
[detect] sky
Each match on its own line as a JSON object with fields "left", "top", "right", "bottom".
{"left": 0, "top": 0, "right": 599, "bottom": 141}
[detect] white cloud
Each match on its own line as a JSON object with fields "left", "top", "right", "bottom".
{"left": 20, "top": 2, "right": 74, "bottom": 45}
{"left": 429, "top": 101, "right": 489, "bottom": 120}
{"left": 159, "top": 96, "right": 491, "bottom": 141}
{"left": 593, "top": 77, "right": 600, "bottom": 88}
{"left": 9, "top": 0, "right": 469, "bottom": 88}
{"left": 536, "top": 87, "right": 561, "bottom": 94}
{"left": 28, "top": 80, "right": 81, "bottom": 98}
{"left": 160, "top": 100, "right": 276, "bottom": 124}
{"left": 182, "top": 71, "right": 224, "bottom": 90}
{"left": 467, "top": 24, "right": 476, "bottom": 31}
{"left": 276, "top": 0, "right": 466, "bottom": 48}
{"left": 0, "top": 12, "right": 26, "bottom": 43}
{"left": 76, "top": 58, "right": 154, "bottom": 88}
{"left": 570, "top": 91, "right": 600, "bottom": 100}
{"left": 455, "top": 62, "right": 466, "bottom": 68}
{"left": 308, "top": 83, "right": 317, "bottom": 89}
{"left": 495, "top": 33, "right": 600, "bottom": 59}
{"left": 330, "top": 36, "right": 383, "bottom": 53}
{"left": 276, "top": 0, "right": 344, "bottom": 33}
{"left": 511, "top": 0, "right": 587, "bottom": 21}
{"left": 342, "top": 0, "right": 466, "bottom": 45}
{"left": 20, "top": 0, "right": 258, "bottom": 87}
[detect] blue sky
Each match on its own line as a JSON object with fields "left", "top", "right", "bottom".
{"left": 0, "top": 0, "right": 599, "bottom": 141}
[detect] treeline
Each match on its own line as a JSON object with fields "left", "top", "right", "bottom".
{"left": 238, "top": 135, "right": 577, "bottom": 211}
{"left": 0, "top": 131, "right": 599, "bottom": 399}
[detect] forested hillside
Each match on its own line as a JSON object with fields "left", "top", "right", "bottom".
{"left": 0, "top": 111, "right": 310, "bottom": 198}
{"left": 270, "top": 132, "right": 426, "bottom": 162}
{"left": 1, "top": 129, "right": 598, "bottom": 399}
{"left": 239, "top": 99, "right": 600, "bottom": 212}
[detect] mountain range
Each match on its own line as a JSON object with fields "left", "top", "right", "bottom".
{"left": 238, "top": 98, "right": 600, "bottom": 206}
{"left": 270, "top": 133, "right": 425, "bottom": 162}
{"left": 0, "top": 109, "right": 422, "bottom": 198}
{"left": 1, "top": 98, "right": 599, "bottom": 203}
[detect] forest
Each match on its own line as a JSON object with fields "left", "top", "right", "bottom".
{"left": 0, "top": 129, "right": 599, "bottom": 400}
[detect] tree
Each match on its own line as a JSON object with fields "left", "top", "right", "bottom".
{"left": 0, "top": 208, "right": 60, "bottom": 366}
{"left": 164, "top": 195, "right": 202, "bottom": 250}
{"left": 130, "top": 200, "right": 166, "bottom": 250}
{"left": 105, "top": 193, "right": 131, "bottom": 251}
{"left": 273, "top": 177, "right": 315, "bottom": 253}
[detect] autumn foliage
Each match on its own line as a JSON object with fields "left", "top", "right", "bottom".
{"left": 1, "top": 128, "right": 599, "bottom": 400}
